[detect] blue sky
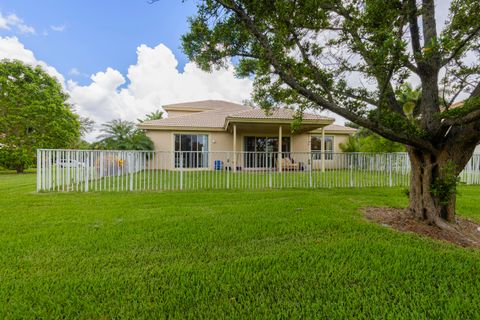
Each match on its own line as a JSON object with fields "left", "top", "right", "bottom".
{"left": 0, "top": 0, "right": 198, "bottom": 84}
{"left": 0, "top": 0, "right": 253, "bottom": 139}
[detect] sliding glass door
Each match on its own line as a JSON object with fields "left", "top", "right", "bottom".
{"left": 244, "top": 136, "right": 290, "bottom": 168}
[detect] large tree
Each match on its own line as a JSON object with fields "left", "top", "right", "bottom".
{"left": 180, "top": 0, "right": 480, "bottom": 227}
{"left": 0, "top": 60, "right": 81, "bottom": 173}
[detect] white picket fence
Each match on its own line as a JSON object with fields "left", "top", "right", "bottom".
{"left": 36, "top": 149, "right": 480, "bottom": 192}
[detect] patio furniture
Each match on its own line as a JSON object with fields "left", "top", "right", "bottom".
{"left": 278, "top": 157, "right": 299, "bottom": 171}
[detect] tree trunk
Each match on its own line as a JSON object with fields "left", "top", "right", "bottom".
{"left": 407, "top": 145, "right": 475, "bottom": 227}
{"left": 15, "top": 165, "right": 24, "bottom": 174}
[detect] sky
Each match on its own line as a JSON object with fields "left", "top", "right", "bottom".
{"left": 0, "top": 1, "right": 455, "bottom": 141}
{"left": 0, "top": 0, "right": 199, "bottom": 82}
{"left": 0, "top": 0, "right": 254, "bottom": 140}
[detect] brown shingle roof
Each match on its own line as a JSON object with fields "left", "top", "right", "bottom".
{"left": 138, "top": 100, "right": 342, "bottom": 130}
{"left": 227, "top": 108, "right": 332, "bottom": 121}
{"left": 139, "top": 101, "right": 248, "bottom": 129}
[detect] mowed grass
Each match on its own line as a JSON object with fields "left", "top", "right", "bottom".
{"left": 1, "top": 173, "right": 480, "bottom": 318}
{"left": 49, "top": 168, "right": 410, "bottom": 192}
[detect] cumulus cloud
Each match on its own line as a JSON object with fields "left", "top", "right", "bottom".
{"left": 0, "top": 37, "right": 344, "bottom": 141}
{"left": 0, "top": 36, "right": 64, "bottom": 84}
{"left": 68, "top": 43, "right": 254, "bottom": 140}
{"left": 0, "top": 12, "right": 35, "bottom": 34}
{"left": 0, "top": 36, "right": 254, "bottom": 140}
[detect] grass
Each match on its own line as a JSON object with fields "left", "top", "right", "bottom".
{"left": 41, "top": 168, "right": 410, "bottom": 192}
{"left": 1, "top": 172, "right": 480, "bottom": 318}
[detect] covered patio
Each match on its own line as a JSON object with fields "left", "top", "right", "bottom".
{"left": 225, "top": 111, "right": 333, "bottom": 172}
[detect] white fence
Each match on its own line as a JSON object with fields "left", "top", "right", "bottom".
{"left": 36, "top": 149, "right": 480, "bottom": 192}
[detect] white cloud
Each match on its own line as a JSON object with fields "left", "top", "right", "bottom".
{"left": 68, "top": 43, "right": 254, "bottom": 140}
{"left": 0, "top": 37, "right": 254, "bottom": 140}
{"left": 0, "top": 37, "right": 344, "bottom": 141}
{"left": 0, "top": 36, "right": 64, "bottom": 84}
{"left": 0, "top": 12, "right": 35, "bottom": 34}
{"left": 50, "top": 25, "right": 65, "bottom": 32}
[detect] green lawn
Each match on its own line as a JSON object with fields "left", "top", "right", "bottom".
{"left": 1, "top": 172, "right": 480, "bottom": 318}
{"left": 40, "top": 168, "right": 410, "bottom": 192}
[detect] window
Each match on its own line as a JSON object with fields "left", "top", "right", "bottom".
{"left": 244, "top": 136, "right": 290, "bottom": 168}
{"left": 311, "top": 135, "right": 333, "bottom": 160}
{"left": 174, "top": 134, "right": 208, "bottom": 168}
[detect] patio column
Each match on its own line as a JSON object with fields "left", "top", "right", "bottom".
{"left": 321, "top": 127, "right": 325, "bottom": 172}
{"left": 233, "top": 124, "right": 237, "bottom": 172}
{"left": 278, "top": 125, "right": 282, "bottom": 172}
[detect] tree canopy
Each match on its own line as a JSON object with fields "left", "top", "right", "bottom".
{"left": 94, "top": 119, "right": 154, "bottom": 151}
{"left": 181, "top": 0, "right": 480, "bottom": 225}
{"left": 0, "top": 60, "right": 81, "bottom": 172}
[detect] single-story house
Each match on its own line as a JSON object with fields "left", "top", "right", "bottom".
{"left": 138, "top": 100, "right": 356, "bottom": 171}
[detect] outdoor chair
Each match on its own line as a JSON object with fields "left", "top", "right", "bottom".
{"left": 278, "top": 157, "right": 299, "bottom": 171}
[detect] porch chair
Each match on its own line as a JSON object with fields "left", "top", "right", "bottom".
{"left": 278, "top": 157, "right": 299, "bottom": 171}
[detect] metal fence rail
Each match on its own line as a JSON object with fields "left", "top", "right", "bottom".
{"left": 36, "top": 149, "right": 480, "bottom": 192}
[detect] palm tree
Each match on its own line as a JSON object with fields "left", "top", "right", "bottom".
{"left": 138, "top": 109, "right": 164, "bottom": 123}
{"left": 96, "top": 119, "right": 153, "bottom": 150}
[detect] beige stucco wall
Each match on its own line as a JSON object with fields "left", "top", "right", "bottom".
{"left": 145, "top": 129, "right": 352, "bottom": 170}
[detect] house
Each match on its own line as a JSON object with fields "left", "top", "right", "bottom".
{"left": 138, "top": 100, "right": 356, "bottom": 171}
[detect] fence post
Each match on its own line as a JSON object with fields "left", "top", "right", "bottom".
{"left": 350, "top": 154, "right": 354, "bottom": 188}
{"left": 85, "top": 152, "right": 89, "bottom": 192}
{"left": 36, "top": 149, "right": 41, "bottom": 192}
{"left": 180, "top": 152, "right": 183, "bottom": 190}
{"left": 129, "top": 152, "right": 133, "bottom": 191}
{"left": 269, "top": 152, "right": 272, "bottom": 188}
{"left": 226, "top": 156, "right": 230, "bottom": 189}
{"left": 309, "top": 153, "right": 312, "bottom": 188}
{"left": 389, "top": 154, "right": 393, "bottom": 187}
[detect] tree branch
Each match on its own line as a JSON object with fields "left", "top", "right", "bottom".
{"left": 216, "top": 0, "right": 437, "bottom": 153}
{"left": 470, "top": 81, "right": 480, "bottom": 99}
{"left": 406, "top": 0, "right": 422, "bottom": 63}
{"left": 441, "top": 25, "right": 480, "bottom": 67}
{"left": 442, "top": 84, "right": 480, "bottom": 126}
{"left": 332, "top": 6, "right": 404, "bottom": 115}
{"left": 284, "top": 20, "right": 334, "bottom": 102}
{"left": 422, "top": 0, "right": 438, "bottom": 52}
{"left": 442, "top": 109, "right": 480, "bottom": 126}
